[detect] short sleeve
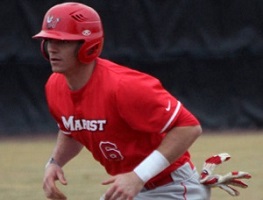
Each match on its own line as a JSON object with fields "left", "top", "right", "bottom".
{"left": 172, "top": 105, "right": 200, "bottom": 127}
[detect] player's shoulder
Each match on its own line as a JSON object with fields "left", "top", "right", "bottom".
{"left": 97, "top": 57, "right": 141, "bottom": 75}
{"left": 97, "top": 58, "right": 165, "bottom": 97}
{"left": 97, "top": 57, "right": 159, "bottom": 83}
{"left": 96, "top": 57, "right": 132, "bottom": 74}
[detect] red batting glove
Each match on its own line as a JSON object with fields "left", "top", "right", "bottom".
{"left": 200, "top": 153, "right": 251, "bottom": 196}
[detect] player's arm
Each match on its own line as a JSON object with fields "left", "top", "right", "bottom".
{"left": 47, "top": 130, "right": 84, "bottom": 167}
{"left": 103, "top": 106, "right": 201, "bottom": 200}
{"left": 158, "top": 125, "right": 201, "bottom": 162}
{"left": 102, "top": 125, "right": 201, "bottom": 200}
{"left": 43, "top": 130, "right": 83, "bottom": 200}
{"left": 133, "top": 100, "right": 202, "bottom": 183}
{"left": 133, "top": 124, "right": 201, "bottom": 185}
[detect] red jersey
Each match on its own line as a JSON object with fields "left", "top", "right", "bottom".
{"left": 45, "top": 58, "right": 200, "bottom": 182}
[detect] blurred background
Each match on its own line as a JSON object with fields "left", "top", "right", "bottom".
{"left": 1, "top": 0, "right": 263, "bottom": 135}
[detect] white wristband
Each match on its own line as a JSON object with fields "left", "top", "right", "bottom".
{"left": 133, "top": 150, "right": 170, "bottom": 183}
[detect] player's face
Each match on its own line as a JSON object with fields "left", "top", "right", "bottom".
{"left": 46, "top": 39, "right": 82, "bottom": 74}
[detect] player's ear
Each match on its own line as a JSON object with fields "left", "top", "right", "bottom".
{"left": 40, "top": 39, "right": 49, "bottom": 60}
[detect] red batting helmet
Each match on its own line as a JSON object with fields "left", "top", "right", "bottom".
{"left": 33, "top": 2, "right": 104, "bottom": 63}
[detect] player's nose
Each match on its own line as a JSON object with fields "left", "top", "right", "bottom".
{"left": 47, "top": 40, "right": 59, "bottom": 53}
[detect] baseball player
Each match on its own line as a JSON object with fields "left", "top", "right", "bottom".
{"left": 33, "top": 2, "right": 250, "bottom": 200}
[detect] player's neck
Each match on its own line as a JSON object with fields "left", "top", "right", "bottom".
{"left": 65, "top": 61, "right": 96, "bottom": 91}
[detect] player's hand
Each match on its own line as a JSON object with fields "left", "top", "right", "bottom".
{"left": 43, "top": 164, "right": 68, "bottom": 200}
{"left": 102, "top": 171, "right": 145, "bottom": 200}
{"left": 200, "top": 153, "right": 251, "bottom": 196}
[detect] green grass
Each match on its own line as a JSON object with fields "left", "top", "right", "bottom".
{"left": 0, "top": 131, "right": 261, "bottom": 200}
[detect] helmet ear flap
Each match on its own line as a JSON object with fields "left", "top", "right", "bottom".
{"left": 40, "top": 40, "right": 50, "bottom": 60}
{"left": 78, "top": 38, "right": 103, "bottom": 63}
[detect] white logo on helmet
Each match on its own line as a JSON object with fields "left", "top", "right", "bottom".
{"left": 82, "top": 30, "right": 91, "bottom": 36}
{"left": 46, "top": 15, "right": 60, "bottom": 29}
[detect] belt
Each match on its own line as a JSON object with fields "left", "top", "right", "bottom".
{"left": 144, "top": 173, "right": 173, "bottom": 190}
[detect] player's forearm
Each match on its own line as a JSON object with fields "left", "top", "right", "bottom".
{"left": 157, "top": 125, "right": 202, "bottom": 163}
{"left": 133, "top": 125, "right": 201, "bottom": 183}
{"left": 49, "top": 130, "right": 84, "bottom": 167}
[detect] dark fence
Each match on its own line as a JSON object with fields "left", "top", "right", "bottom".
{"left": 1, "top": 0, "right": 263, "bottom": 135}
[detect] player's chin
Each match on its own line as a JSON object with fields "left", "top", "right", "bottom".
{"left": 50, "top": 65, "right": 65, "bottom": 73}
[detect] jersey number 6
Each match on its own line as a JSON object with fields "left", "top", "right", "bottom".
{"left": 99, "top": 141, "right": 124, "bottom": 161}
